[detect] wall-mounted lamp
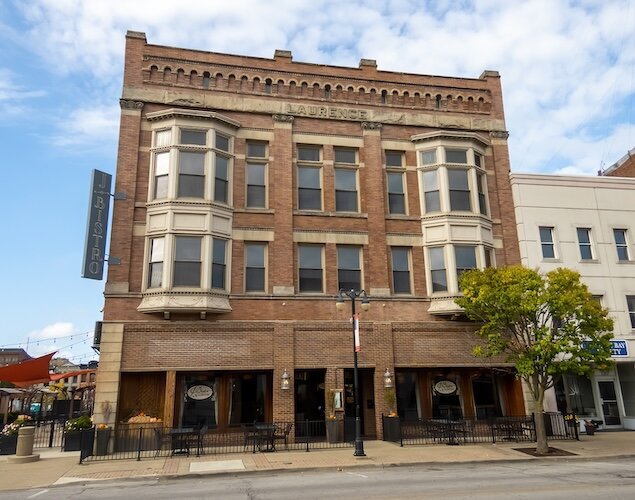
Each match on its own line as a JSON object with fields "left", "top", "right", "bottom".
{"left": 281, "top": 369, "right": 291, "bottom": 390}
{"left": 383, "top": 368, "right": 394, "bottom": 389}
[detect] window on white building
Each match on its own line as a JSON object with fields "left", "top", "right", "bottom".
{"left": 614, "top": 229, "right": 631, "bottom": 261}
{"left": 627, "top": 295, "right": 635, "bottom": 329}
{"left": 539, "top": 226, "right": 556, "bottom": 259}
{"left": 577, "top": 228, "right": 594, "bottom": 260}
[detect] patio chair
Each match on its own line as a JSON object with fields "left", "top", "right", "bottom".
{"left": 273, "top": 422, "right": 293, "bottom": 450}
{"left": 153, "top": 427, "right": 171, "bottom": 457}
{"left": 241, "top": 424, "right": 257, "bottom": 451}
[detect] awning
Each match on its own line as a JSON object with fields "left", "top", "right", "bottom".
{"left": 0, "top": 352, "right": 56, "bottom": 387}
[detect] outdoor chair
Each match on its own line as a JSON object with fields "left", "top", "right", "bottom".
{"left": 241, "top": 424, "right": 257, "bottom": 451}
{"left": 153, "top": 427, "right": 171, "bottom": 457}
{"left": 272, "top": 422, "right": 293, "bottom": 450}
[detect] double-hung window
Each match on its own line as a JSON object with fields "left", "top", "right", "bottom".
{"left": 148, "top": 238, "right": 164, "bottom": 288}
{"left": 539, "top": 226, "right": 556, "bottom": 259}
{"left": 614, "top": 229, "right": 631, "bottom": 261}
{"left": 386, "top": 150, "right": 406, "bottom": 215}
{"left": 428, "top": 247, "right": 447, "bottom": 292}
{"left": 337, "top": 245, "right": 362, "bottom": 291}
{"left": 245, "top": 242, "right": 266, "bottom": 292}
{"left": 423, "top": 170, "right": 440, "bottom": 212}
{"left": 477, "top": 172, "right": 488, "bottom": 215}
{"left": 174, "top": 236, "right": 202, "bottom": 287}
{"left": 391, "top": 247, "right": 411, "bottom": 294}
{"left": 387, "top": 172, "right": 406, "bottom": 214}
{"left": 455, "top": 245, "right": 477, "bottom": 289}
{"left": 297, "top": 145, "right": 322, "bottom": 210}
{"left": 627, "top": 295, "right": 635, "bottom": 329}
{"left": 246, "top": 142, "right": 267, "bottom": 208}
{"left": 577, "top": 228, "right": 594, "bottom": 260}
{"left": 211, "top": 238, "right": 227, "bottom": 289}
{"left": 448, "top": 169, "right": 471, "bottom": 211}
{"left": 178, "top": 151, "right": 205, "bottom": 198}
{"left": 153, "top": 152, "right": 170, "bottom": 199}
{"left": 213, "top": 133, "right": 231, "bottom": 203}
{"left": 298, "top": 244, "right": 323, "bottom": 292}
{"left": 334, "top": 148, "right": 358, "bottom": 212}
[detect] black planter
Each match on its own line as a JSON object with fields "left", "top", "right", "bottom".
{"left": 95, "top": 428, "right": 111, "bottom": 456}
{"left": 64, "top": 428, "right": 95, "bottom": 452}
{"left": 0, "top": 434, "right": 18, "bottom": 455}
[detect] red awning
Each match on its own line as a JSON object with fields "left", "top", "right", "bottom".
{"left": 0, "top": 352, "right": 56, "bottom": 387}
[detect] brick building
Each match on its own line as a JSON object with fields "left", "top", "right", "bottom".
{"left": 601, "top": 147, "right": 635, "bottom": 178}
{"left": 94, "top": 31, "right": 525, "bottom": 438}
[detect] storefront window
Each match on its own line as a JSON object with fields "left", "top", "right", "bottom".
{"left": 554, "top": 374, "right": 597, "bottom": 417}
{"left": 472, "top": 375, "right": 502, "bottom": 419}
{"left": 396, "top": 371, "right": 420, "bottom": 421}
{"left": 181, "top": 376, "right": 218, "bottom": 428}
{"left": 228, "top": 373, "right": 267, "bottom": 425}
{"left": 432, "top": 376, "right": 463, "bottom": 420}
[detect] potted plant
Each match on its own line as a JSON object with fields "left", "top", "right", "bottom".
{"left": 0, "top": 414, "right": 33, "bottom": 455}
{"left": 63, "top": 415, "right": 94, "bottom": 451}
{"left": 583, "top": 419, "right": 601, "bottom": 436}
{"left": 325, "top": 390, "right": 343, "bottom": 443}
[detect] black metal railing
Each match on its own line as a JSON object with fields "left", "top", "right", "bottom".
{"left": 80, "top": 419, "right": 354, "bottom": 463}
{"left": 30, "top": 419, "right": 65, "bottom": 449}
{"left": 383, "top": 413, "right": 578, "bottom": 447}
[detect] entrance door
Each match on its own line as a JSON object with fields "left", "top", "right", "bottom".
{"left": 294, "top": 369, "right": 325, "bottom": 437}
{"left": 597, "top": 381, "right": 621, "bottom": 426}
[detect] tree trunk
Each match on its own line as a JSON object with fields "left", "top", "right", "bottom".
{"left": 533, "top": 396, "right": 549, "bottom": 455}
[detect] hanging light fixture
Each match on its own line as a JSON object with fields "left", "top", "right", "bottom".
{"left": 383, "top": 368, "right": 394, "bottom": 388}
{"left": 281, "top": 369, "right": 291, "bottom": 390}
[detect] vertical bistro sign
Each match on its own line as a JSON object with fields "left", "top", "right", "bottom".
{"left": 82, "top": 169, "right": 112, "bottom": 280}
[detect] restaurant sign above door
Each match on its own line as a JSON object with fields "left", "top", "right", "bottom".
{"left": 434, "top": 379, "right": 457, "bottom": 395}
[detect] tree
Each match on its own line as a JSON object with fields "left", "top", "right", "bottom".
{"left": 456, "top": 266, "right": 613, "bottom": 455}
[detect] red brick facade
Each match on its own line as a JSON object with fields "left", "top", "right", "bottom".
{"left": 99, "top": 31, "right": 524, "bottom": 438}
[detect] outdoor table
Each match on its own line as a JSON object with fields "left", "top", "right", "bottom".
{"left": 170, "top": 427, "right": 194, "bottom": 455}
{"left": 254, "top": 423, "right": 276, "bottom": 452}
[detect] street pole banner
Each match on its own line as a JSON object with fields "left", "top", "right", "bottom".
{"left": 82, "top": 169, "right": 112, "bottom": 280}
{"left": 354, "top": 313, "right": 361, "bottom": 352}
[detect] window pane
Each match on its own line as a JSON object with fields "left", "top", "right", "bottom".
{"left": 424, "top": 191, "right": 440, "bottom": 212}
{"left": 246, "top": 242, "right": 265, "bottom": 266}
{"left": 216, "top": 156, "right": 228, "bottom": 180}
{"left": 334, "top": 147, "right": 356, "bottom": 164}
{"left": 387, "top": 172, "right": 404, "bottom": 193}
{"left": 338, "top": 269, "right": 361, "bottom": 291}
{"left": 540, "top": 226, "right": 555, "bottom": 259}
{"left": 299, "top": 189, "right": 321, "bottom": 210}
{"left": 247, "top": 163, "right": 265, "bottom": 185}
{"left": 155, "top": 175, "right": 168, "bottom": 199}
{"left": 247, "top": 142, "right": 266, "bottom": 158}
{"left": 155, "top": 129, "right": 172, "bottom": 147}
{"left": 577, "top": 228, "right": 593, "bottom": 260}
{"left": 423, "top": 170, "right": 438, "bottom": 190}
{"left": 216, "top": 134, "right": 230, "bottom": 152}
{"left": 449, "top": 190, "right": 471, "bottom": 211}
{"left": 385, "top": 151, "right": 403, "bottom": 167}
{"left": 389, "top": 193, "right": 406, "bottom": 214}
{"left": 614, "top": 229, "right": 630, "bottom": 261}
{"left": 298, "top": 167, "right": 320, "bottom": 187}
{"left": 429, "top": 247, "right": 447, "bottom": 292}
{"left": 300, "top": 269, "right": 323, "bottom": 292}
{"left": 627, "top": 296, "right": 635, "bottom": 328}
{"left": 420, "top": 150, "right": 436, "bottom": 165}
{"left": 179, "top": 175, "right": 204, "bottom": 198}
{"left": 392, "top": 248, "right": 410, "bottom": 294}
{"left": 300, "top": 245, "right": 322, "bottom": 267}
{"left": 338, "top": 246, "right": 360, "bottom": 269}
{"left": 335, "top": 169, "right": 358, "bottom": 212}
{"left": 455, "top": 246, "right": 477, "bottom": 269}
{"left": 298, "top": 145, "right": 320, "bottom": 161}
{"left": 477, "top": 173, "right": 487, "bottom": 215}
{"left": 212, "top": 239, "right": 226, "bottom": 289}
{"left": 448, "top": 169, "right": 469, "bottom": 189}
{"left": 215, "top": 156, "right": 229, "bottom": 203}
{"left": 336, "top": 191, "right": 358, "bottom": 212}
{"left": 335, "top": 169, "right": 356, "bottom": 190}
{"left": 174, "top": 262, "right": 200, "bottom": 287}
{"left": 155, "top": 152, "right": 170, "bottom": 175}
{"left": 181, "top": 129, "right": 207, "bottom": 145}
{"left": 176, "top": 237, "right": 201, "bottom": 260}
{"left": 150, "top": 238, "right": 164, "bottom": 261}
{"left": 180, "top": 152, "right": 205, "bottom": 174}
{"left": 446, "top": 149, "right": 467, "bottom": 163}
{"left": 431, "top": 270, "right": 447, "bottom": 292}
{"left": 474, "top": 154, "right": 482, "bottom": 168}
{"left": 246, "top": 268, "right": 265, "bottom": 291}
{"left": 247, "top": 185, "right": 265, "bottom": 208}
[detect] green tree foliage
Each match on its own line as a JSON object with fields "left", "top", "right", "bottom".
{"left": 456, "top": 266, "right": 613, "bottom": 454}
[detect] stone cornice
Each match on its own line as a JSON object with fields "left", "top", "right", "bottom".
{"left": 145, "top": 107, "right": 241, "bottom": 128}
{"left": 272, "top": 114, "right": 294, "bottom": 123}
{"left": 361, "top": 122, "right": 382, "bottom": 130}
{"left": 120, "top": 99, "right": 144, "bottom": 110}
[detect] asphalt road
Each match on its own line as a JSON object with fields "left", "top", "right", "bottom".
{"left": 8, "top": 457, "right": 635, "bottom": 499}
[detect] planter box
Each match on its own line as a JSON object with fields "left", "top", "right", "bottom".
{"left": 64, "top": 428, "right": 95, "bottom": 452}
{"left": 326, "top": 419, "right": 344, "bottom": 443}
{"left": 0, "top": 434, "right": 18, "bottom": 455}
{"left": 95, "top": 428, "right": 111, "bottom": 456}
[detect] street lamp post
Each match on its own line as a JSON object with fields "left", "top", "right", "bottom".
{"left": 336, "top": 288, "right": 370, "bottom": 457}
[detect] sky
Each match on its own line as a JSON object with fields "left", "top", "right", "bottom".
{"left": 0, "top": 0, "right": 633, "bottom": 365}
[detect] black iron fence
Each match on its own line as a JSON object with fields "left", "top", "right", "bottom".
{"left": 31, "top": 419, "right": 65, "bottom": 449}
{"left": 80, "top": 419, "right": 354, "bottom": 463}
{"left": 383, "top": 413, "right": 578, "bottom": 447}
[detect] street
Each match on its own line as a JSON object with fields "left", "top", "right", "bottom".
{"left": 7, "top": 457, "right": 635, "bottom": 500}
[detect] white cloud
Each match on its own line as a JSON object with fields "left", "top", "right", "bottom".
{"left": 0, "top": 68, "right": 46, "bottom": 116}
{"left": 52, "top": 104, "right": 120, "bottom": 148}
{"left": 8, "top": 0, "right": 635, "bottom": 172}
{"left": 28, "top": 322, "right": 75, "bottom": 340}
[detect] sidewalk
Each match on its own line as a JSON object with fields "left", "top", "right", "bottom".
{"left": 2, "top": 431, "right": 634, "bottom": 492}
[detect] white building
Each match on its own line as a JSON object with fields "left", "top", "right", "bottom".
{"left": 511, "top": 173, "right": 635, "bottom": 430}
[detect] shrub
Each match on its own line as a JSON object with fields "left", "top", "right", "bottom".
{"left": 64, "top": 415, "right": 93, "bottom": 432}
{"left": 1, "top": 414, "right": 33, "bottom": 436}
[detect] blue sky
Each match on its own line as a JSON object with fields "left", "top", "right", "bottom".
{"left": 0, "top": 0, "right": 633, "bottom": 364}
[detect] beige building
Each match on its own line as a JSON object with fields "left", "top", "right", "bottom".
{"left": 511, "top": 173, "right": 635, "bottom": 429}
